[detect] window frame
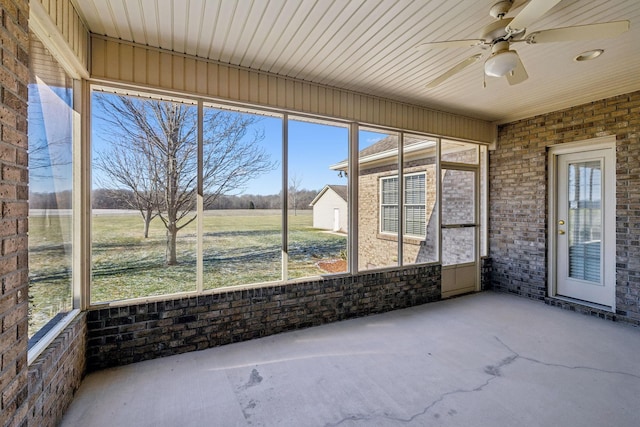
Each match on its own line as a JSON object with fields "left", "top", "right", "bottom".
{"left": 379, "top": 172, "right": 427, "bottom": 238}
{"left": 26, "top": 21, "right": 85, "bottom": 362}
{"left": 380, "top": 175, "right": 399, "bottom": 235}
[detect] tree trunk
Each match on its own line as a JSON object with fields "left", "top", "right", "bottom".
{"left": 143, "top": 208, "right": 153, "bottom": 238}
{"left": 166, "top": 224, "right": 178, "bottom": 265}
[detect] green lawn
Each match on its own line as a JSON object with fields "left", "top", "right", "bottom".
{"left": 29, "top": 209, "right": 347, "bottom": 336}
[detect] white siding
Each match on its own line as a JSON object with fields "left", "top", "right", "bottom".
{"left": 312, "top": 189, "right": 348, "bottom": 233}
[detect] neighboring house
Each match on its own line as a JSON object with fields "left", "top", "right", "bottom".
{"left": 331, "top": 136, "right": 476, "bottom": 270}
{"left": 309, "top": 184, "right": 348, "bottom": 233}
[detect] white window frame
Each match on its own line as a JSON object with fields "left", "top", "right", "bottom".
{"left": 379, "top": 172, "right": 426, "bottom": 238}
{"left": 380, "top": 176, "right": 399, "bottom": 234}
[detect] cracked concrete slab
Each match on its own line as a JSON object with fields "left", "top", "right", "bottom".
{"left": 60, "top": 292, "right": 640, "bottom": 427}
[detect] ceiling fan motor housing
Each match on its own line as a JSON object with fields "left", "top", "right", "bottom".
{"left": 489, "top": 0, "right": 513, "bottom": 19}
{"left": 480, "top": 18, "right": 515, "bottom": 43}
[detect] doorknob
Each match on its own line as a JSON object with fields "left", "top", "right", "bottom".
{"left": 558, "top": 230, "right": 565, "bottom": 235}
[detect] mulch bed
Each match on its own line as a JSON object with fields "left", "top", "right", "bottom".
{"left": 316, "top": 259, "right": 347, "bottom": 273}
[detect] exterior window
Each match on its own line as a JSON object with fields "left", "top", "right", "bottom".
{"left": 380, "top": 173, "right": 426, "bottom": 237}
{"left": 28, "top": 33, "right": 74, "bottom": 345}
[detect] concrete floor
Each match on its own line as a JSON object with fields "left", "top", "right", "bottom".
{"left": 61, "top": 292, "right": 640, "bottom": 427}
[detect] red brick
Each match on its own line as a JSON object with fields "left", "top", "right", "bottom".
{"left": 2, "top": 201, "right": 27, "bottom": 218}
{"left": 0, "top": 104, "right": 17, "bottom": 127}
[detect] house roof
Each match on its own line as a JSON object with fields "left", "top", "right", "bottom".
{"left": 309, "top": 184, "right": 348, "bottom": 206}
{"left": 330, "top": 135, "right": 437, "bottom": 171}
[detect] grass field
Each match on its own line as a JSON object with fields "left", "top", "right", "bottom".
{"left": 29, "top": 209, "right": 347, "bottom": 336}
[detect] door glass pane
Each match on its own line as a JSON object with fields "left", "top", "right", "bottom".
{"left": 568, "top": 161, "right": 601, "bottom": 282}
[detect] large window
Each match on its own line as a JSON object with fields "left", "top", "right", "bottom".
{"left": 91, "top": 90, "right": 197, "bottom": 302}
{"left": 28, "top": 34, "right": 74, "bottom": 344}
{"left": 403, "top": 134, "right": 438, "bottom": 265}
{"left": 202, "top": 104, "right": 282, "bottom": 289}
{"left": 288, "top": 118, "right": 349, "bottom": 280}
{"left": 358, "top": 129, "right": 399, "bottom": 270}
{"left": 86, "top": 85, "right": 487, "bottom": 304}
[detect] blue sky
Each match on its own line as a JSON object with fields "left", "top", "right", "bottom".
{"left": 91, "top": 92, "right": 389, "bottom": 196}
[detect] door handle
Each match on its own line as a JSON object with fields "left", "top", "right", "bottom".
{"left": 558, "top": 230, "right": 565, "bottom": 235}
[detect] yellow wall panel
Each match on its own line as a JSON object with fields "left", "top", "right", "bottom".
{"left": 196, "top": 61, "right": 208, "bottom": 95}
{"left": 119, "top": 44, "right": 133, "bottom": 83}
{"left": 34, "top": 0, "right": 89, "bottom": 73}
{"left": 90, "top": 37, "right": 495, "bottom": 142}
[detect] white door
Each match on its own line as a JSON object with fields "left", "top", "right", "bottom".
{"left": 333, "top": 208, "right": 340, "bottom": 232}
{"left": 553, "top": 144, "right": 615, "bottom": 307}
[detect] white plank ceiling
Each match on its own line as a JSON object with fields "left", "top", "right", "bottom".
{"left": 73, "top": 0, "right": 640, "bottom": 123}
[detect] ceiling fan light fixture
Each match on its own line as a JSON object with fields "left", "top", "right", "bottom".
{"left": 484, "top": 50, "right": 518, "bottom": 77}
{"left": 574, "top": 49, "right": 604, "bottom": 62}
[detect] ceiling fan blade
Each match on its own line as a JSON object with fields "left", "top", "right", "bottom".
{"left": 507, "top": 0, "right": 562, "bottom": 34}
{"left": 426, "top": 54, "right": 482, "bottom": 89}
{"left": 506, "top": 52, "right": 528, "bottom": 85}
{"left": 416, "top": 39, "right": 485, "bottom": 50}
{"left": 526, "top": 20, "right": 630, "bottom": 43}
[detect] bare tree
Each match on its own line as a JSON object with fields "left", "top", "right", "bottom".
{"left": 94, "top": 137, "right": 159, "bottom": 238}
{"left": 288, "top": 172, "right": 303, "bottom": 216}
{"left": 94, "top": 93, "right": 276, "bottom": 265}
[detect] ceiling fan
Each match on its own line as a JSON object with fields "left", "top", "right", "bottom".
{"left": 416, "top": 0, "right": 630, "bottom": 88}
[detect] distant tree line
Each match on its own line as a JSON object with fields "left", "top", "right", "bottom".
{"left": 31, "top": 188, "right": 319, "bottom": 211}
{"left": 30, "top": 191, "right": 72, "bottom": 209}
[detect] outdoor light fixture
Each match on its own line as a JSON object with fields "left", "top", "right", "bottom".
{"left": 484, "top": 41, "right": 518, "bottom": 77}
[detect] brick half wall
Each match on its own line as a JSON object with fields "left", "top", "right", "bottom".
{"left": 27, "top": 313, "right": 86, "bottom": 427}
{"left": 87, "top": 264, "right": 441, "bottom": 371}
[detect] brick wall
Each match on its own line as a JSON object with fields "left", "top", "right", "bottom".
{"left": 489, "top": 91, "right": 640, "bottom": 324}
{"left": 27, "top": 313, "right": 86, "bottom": 427}
{"left": 0, "top": 0, "right": 30, "bottom": 425}
{"left": 86, "top": 264, "right": 441, "bottom": 370}
{"left": 358, "top": 162, "right": 400, "bottom": 269}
